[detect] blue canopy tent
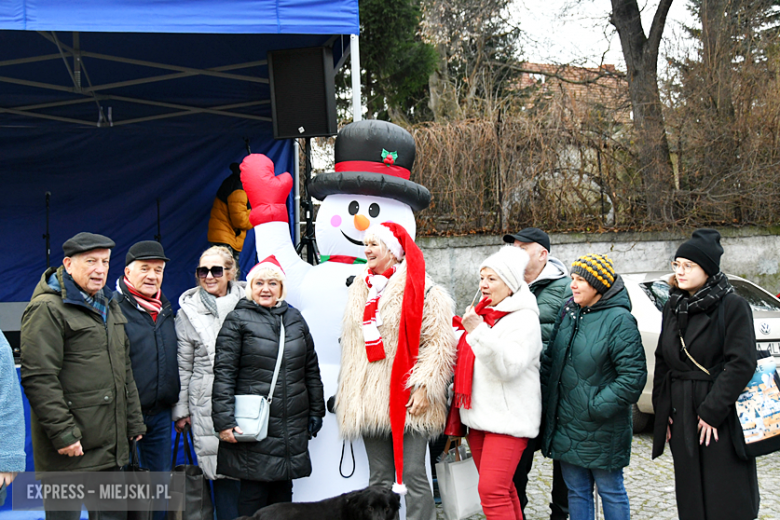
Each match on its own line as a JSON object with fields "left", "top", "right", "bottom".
{"left": 0, "top": 0, "right": 359, "bottom": 318}
{"left": 0, "top": 1, "right": 359, "bottom": 513}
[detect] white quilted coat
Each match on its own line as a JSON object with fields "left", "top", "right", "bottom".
{"left": 172, "top": 281, "right": 245, "bottom": 480}
{"left": 459, "top": 283, "right": 543, "bottom": 439}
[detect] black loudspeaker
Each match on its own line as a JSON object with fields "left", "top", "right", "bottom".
{"left": 268, "top": 46, "right": 338, "bottom": 139}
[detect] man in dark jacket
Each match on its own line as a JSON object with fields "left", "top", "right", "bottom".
{"left": 114, "top": 240, "right": 180, "bottom": 499}
{"left": 21, "top": 232, "right": 146, "bottom": 520}
{"left": 505, "top": 227, "right": 571, "bottom": 520}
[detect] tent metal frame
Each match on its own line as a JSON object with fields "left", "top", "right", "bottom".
{"left": 0, "top": 31, "right": 273, "bottom": 127}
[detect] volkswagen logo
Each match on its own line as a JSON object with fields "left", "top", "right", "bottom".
{"left": 760, "top": 322, "right": 771, "bottom": 335}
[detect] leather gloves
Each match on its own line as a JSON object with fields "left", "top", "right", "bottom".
{"left": 308, "top": 416, "right": 323, "bottom": 438}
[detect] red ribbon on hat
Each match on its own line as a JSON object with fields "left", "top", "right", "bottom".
{"left": 335, "top": 161, "right": 411, "bottom": 180}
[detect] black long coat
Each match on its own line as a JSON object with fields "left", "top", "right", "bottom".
{"left": 652, "top": 290, "right": 759, "bottom": 520}
{"left": 212, "top": 299, "right": 325, "bottom": 482}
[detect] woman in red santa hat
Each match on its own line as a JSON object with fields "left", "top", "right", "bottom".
{"left": 336, "top": 222, "right": 457, "bottom": 520}
{"left": 212, "top": 255, "right": 325, "bottom": 516}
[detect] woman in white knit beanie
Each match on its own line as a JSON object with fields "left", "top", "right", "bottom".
{"left": 455, "top": 246, "right": 543, "bottom": 520}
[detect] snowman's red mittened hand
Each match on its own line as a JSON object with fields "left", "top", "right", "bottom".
{"left": 240, "top": 154, "right": 293, "bottom": 225}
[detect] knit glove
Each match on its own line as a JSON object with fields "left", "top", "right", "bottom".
{"left": 308, "top": 416, "right": 323, "bottom": 438}
{"left": 240, "top": 154, "right": 292, "bottom": 225}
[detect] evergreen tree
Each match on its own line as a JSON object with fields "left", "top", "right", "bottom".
{"left": 342, "top": 0, "right": 438, "bottom": 122}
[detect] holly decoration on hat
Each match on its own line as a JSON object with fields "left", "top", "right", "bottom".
{"left": 382, "top": 149, "right": 398, "bottom": 166}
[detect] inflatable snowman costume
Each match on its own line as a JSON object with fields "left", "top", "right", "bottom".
{"left": 240, "top": 121, "right": 432, "bottom": 502}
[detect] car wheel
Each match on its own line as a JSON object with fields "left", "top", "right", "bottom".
{"left": 632, "top": 404, "right": 652, "bottom": 433}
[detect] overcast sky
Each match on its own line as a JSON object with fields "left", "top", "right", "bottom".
{"left": 512, "top": 0, "right": 697, "bottom": 69}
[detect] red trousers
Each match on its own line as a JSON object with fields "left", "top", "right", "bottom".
{"left": 468, "top": 429, "right": 528, "bottom": 520}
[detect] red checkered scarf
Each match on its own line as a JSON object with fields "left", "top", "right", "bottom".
{"left": 451, "top": 298, "right": 509, "bottom": 409}
{"left": 121, "top": 275, "right": 162, "bottom": 321}
{"left": 362, "top": 265, "right": 398, "bottom": 362}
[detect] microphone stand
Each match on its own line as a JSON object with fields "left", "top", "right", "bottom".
{"left": 44, "top": 192, "right": 51, "bottom": 267}
{"left": 155, "top": 198, "right": 162, "bottom": 242}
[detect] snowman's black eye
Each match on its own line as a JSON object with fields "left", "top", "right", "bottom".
{"left": 348, "top": 201, "right": 359, "bottom": 215}
{"left": 368, "top": 203, "right": 380, "bottom": 218}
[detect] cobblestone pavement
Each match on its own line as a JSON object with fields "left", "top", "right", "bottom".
{"left": 436, "top": 432, "right": 780, "bottom": 520}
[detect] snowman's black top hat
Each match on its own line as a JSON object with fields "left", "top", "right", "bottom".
{"left": 308, "top": 120, "right": 431, "bottom": 211}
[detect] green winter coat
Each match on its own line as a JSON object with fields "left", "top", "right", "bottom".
{"left": 541, "top": 276, "right": 647, "bottom": 471}
{"left": 529, "top": 257, "right": 572, "bottom": 347}
{"left": 20, "top": 267, "right": 146, "bottom": 473}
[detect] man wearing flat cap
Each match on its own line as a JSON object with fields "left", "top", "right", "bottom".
{"left": 21, "top": 232, "right": 146, "bottom": 520}
{"left": 504, "top": 227, "right": 572, "bottom": 520}
{"left": 114, "top": 240, "right": 180, "bottom": 511}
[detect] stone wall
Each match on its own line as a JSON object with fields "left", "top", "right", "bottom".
{"left": 417, "top": 227, "right": 780, "bottom": 313}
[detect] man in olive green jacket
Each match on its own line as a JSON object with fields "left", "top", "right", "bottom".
{"left": 505, "top": 227, "right": 572, "bottom": 520}
{"left": 21, "top": 232, "right": 146, "bottom": 519}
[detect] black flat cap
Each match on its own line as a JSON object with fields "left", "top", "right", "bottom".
{"left": 62, "top": 232, "right": 116, "bottom": 257}
{"left": 503, "top": 227, "right": 551, "bottom": 252}
{"left": 126, "top": 240, "right": 170, "bottom": 266}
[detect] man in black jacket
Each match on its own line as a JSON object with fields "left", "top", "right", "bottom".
{"left": 505, "top": 227, "right": 571, "bottom": 520}
{"left": 114, "top": 240, "right": 179, "bottom": 519}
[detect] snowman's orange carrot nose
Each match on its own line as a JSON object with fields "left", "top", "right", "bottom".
{"left": 354, "top": 214, "right": 370, "bottom": 231}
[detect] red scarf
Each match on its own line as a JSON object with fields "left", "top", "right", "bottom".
{"left": 362, "top": 265, "right": 398, "bottom": 362}
{"left": 452, "top": 298, "right": 509, "bottom": 409}
{"left": 122, "top": 276, "right": 163, "bottom": 321}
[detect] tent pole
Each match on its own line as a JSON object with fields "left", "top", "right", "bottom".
{"left": 350, "top": 34, "right": 362, "bottom": 122}
{"left": 73, "top": 32, "right": 81, "bottom": 92}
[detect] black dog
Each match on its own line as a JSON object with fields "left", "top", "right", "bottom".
{"left": 236, "top": 486, "right": 400, "bottom": 520}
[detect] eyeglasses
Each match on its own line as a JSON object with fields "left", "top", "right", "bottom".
{"left": 670, "top": 261, "right": 698, "bottom": 274}
{"left": 196, "top": 266, "right": 224, "bottom": 279}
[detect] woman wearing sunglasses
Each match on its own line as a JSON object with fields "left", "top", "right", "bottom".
{"left": 652, "top": 229, "right": 759, "bottom": 520}
{"left": 172, "top": 246, "right": 245, "bottom": 520}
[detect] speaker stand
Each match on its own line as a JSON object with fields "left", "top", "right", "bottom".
{"left": 295, "top": 138, "right": 320, "bottom": 265}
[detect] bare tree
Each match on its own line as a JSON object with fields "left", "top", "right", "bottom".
{"left": 610, "top": 0, "right": 676, "bottom": 222}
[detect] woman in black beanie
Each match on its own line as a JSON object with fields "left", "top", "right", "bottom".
{"left": 652, "top": 229, "right": 759, "bottom": 520}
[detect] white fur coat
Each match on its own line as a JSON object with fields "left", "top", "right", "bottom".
{"left": 336, "top": 262, "right": 457, "bottom": 440}
{"left": 459, "top": 284, "right": 543, "bottom": 438}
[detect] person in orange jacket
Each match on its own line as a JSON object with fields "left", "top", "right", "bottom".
{"left": 207, "top": 163, "right": 252, "bottom": 272}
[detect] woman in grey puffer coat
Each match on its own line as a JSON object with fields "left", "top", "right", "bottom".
{"left": 172, "top": 246, "right": 244, "bottom": 520}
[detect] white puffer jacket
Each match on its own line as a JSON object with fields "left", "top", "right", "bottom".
{"left": 459, "top": 284, "right": 543, "bottom": 439}
{"left": 172, "top": 281, "right": 245, "bottom": 480}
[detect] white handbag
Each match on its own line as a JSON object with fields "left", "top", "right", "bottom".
{"left": 233, "top": 321, "right": 285, "bottom": 442}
